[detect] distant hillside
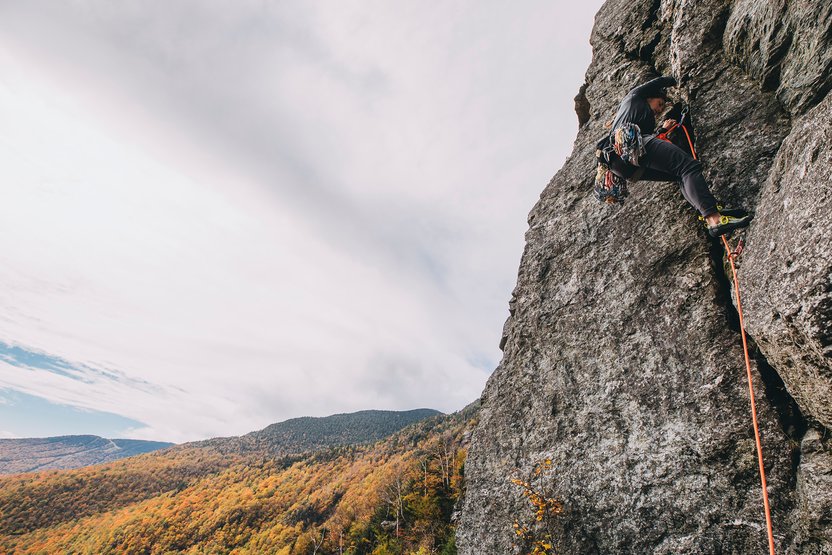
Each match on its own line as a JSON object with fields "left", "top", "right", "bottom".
{"left": 0, "top": 436, "right": 174, "bottom": 475}
{"left": 198, "top": 408, "right": 442, "bottom": 456}
{"left": 0, "top": 409, "right": 439, "bottom": 476}
{"left": 0, "top": 404, "right": 478, "bottom": 555}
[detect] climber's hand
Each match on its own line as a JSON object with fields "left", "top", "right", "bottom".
{"left": 662, "top": 119, "right": 677, "bottom": 129}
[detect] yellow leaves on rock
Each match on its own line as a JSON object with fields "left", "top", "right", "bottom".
{"left": 510, "top": 459, "right": 563, "bottom": 555}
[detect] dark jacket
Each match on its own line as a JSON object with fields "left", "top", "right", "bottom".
{"left": 611, "top": 76, "right": 676, "bottom": 136}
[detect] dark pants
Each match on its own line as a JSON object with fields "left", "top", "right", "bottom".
{"left": 638, "top": 138, "right": 718, "bottom": 217}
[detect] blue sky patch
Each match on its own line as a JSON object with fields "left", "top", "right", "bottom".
{"left": 0, "top": 388, "right": 145, "bottom": 439}
{"left": 0, "top": 341, "right": 80, "bottom": 379}
{"left": 0, "top": 340, "right": 160, "bottom": 391}
{"left": 0, "top": 341, "right": 154, "bottom": 438}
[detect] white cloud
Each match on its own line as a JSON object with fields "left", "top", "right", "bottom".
{"left": 0, "top": 0, "right": 602, "bottom": 442}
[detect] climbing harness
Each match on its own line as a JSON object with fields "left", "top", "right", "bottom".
{"left": 656, "top": 106, "right": 697, "bottom": 159}
{"left": 682, "top": 126, "right": 776, "bottom": 555}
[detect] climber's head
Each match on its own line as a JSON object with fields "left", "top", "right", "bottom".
{"left": 646, "top": 96, "right": 667, "bottom": 115}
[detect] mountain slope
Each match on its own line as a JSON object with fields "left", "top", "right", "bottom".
{"left": 0, "top": 436, "right": 174, "bottom": 475}
{"left": 0, "top": 408, "right": 442, "bottom": 538}
{"left": 0, "top": 405, "right": 477, "bottom": 555}
{"left": 198, "top": 408, "right": 442, "bottom": 456}
{"left": 457, "top": 1, "right": 832, "bottom": 553}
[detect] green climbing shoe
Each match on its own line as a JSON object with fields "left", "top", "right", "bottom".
{"left": 698, "top": 205, "right": 749, "bottom": 221}
{"left": 707, "top": 213, "right": 753, "bottom": 237}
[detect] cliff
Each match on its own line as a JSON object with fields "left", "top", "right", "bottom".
{"left": 458, "top": 1, "right": 832, "bottom": 553}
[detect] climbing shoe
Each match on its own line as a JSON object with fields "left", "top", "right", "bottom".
{"left": 698, "top": 205, "right": 749, "bottom": 220}
{"left": 715, "top": 206, "right": 749, "bottom": 218}
{"left": 706, "top": 213, "right": 753, "bottom": 237}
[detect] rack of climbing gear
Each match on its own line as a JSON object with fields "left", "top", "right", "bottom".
{"left": 612, "top": 122, "right": 645, "bottom": 165}
{"left": 593, "top": 161, "right": 629, "bottom": 203}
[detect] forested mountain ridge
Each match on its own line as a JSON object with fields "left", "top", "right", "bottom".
{"left": 0, "top": 404, "right": 476, "bottom": 554}
{"left": 0, "top": 408, "right": 440, "bottom": 479}
{"left": 0, "top": 435, "right": 174, "bottom": 475}
{"left": 196, "top": 408, "right": 442, "bottom": 456}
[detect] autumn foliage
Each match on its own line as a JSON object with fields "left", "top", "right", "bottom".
{"left": 511, "top": 459, "right": 563, "bottom": 555}
{"left": 0, "top": 407, "right": 476, "bottom": 554}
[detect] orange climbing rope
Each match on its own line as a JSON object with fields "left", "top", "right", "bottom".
{"left": 721, "top": 237, "right": 777, "bottom": 555}
{"left": 681, "top": 125, "right": 697, "bottom": 160}
{"left": 672, "top": 122, "right": 776, "bottom": 553}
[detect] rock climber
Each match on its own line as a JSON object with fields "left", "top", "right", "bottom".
{"left": 609, "top": 75, "right": 751, "bottom": 237}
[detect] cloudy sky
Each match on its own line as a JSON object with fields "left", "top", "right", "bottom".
{"left": 0, "top": 0, "right": 602, "bottom": 442}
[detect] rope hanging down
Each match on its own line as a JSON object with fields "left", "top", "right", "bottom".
{"left": 675, "top": 124, "right": 776, "bottom": 553}
{"left": 721, "top": 237, "right": 777, "bottom": 555}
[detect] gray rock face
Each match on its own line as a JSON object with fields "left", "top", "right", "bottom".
{"left": 457, "top": 0, "right": 832, "bottom": 553}
{"left": 794, "top": 429, "right": 832, "bottom": 550}
{"left": 741, "top": 94, "right": 832, "bottom": 431}
{"left": 724, "top": 0, "right": 832, "bottom": 116}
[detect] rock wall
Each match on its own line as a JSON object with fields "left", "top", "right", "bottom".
{"left": 457, "top": 1, "right": 832, "bottom": 553}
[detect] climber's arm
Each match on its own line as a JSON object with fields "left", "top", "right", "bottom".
{"left": 630, "top": 76, "right": 676, "bottom": 98}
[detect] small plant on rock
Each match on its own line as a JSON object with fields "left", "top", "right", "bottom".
{"left": 510, "top": 459, "right": 563, "bottom": 555}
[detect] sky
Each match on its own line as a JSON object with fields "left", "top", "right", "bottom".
{"left": 0, "top": 0, "right": 603, "bottom": 443}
